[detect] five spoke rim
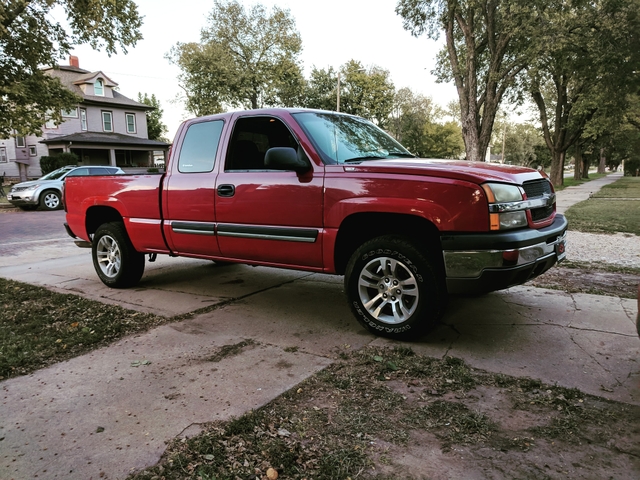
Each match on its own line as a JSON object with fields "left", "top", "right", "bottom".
{"left": 357, "top": 256, "right": 419, "bottom": 324}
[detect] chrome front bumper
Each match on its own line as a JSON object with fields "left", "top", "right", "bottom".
{"left": 441, "top": 214, "right": 568, "bottom": 294}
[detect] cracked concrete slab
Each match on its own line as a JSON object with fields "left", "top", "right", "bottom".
{"left": 373, "top": 285, "right": 640, "bottom": 405}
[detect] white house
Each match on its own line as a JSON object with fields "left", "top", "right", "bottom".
{"left": 0, "top": 57, "right": 169, "bottom": 181}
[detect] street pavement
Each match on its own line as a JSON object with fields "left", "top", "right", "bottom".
{"left": 0, "top": 172, "right": 638, "bottom": 480}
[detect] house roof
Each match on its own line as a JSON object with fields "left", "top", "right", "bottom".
{"left": 40, "top": 132, "right": 170, "bottom": 149}
{"left": 43, "top": 65, "right": 151, "bottom": 110}
{"left": 72, "top": 71, "right": 118, "bottom": 88}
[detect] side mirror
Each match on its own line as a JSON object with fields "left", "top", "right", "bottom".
{"left": 264, "top": 147, "right": 311, "bottom": 174}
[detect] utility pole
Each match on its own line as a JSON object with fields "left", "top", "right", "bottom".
{"left": 336, "top": 72, "right": 340, "bottom": 112}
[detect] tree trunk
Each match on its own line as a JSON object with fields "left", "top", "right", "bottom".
{"left": 549, "top": 149, "right": 564, "bottom": 187}
{"left": 462, "top": 116, "right": 483, "bottom": 161}
{"left": 598, "top": 147, "right": 606, "bottom": 174}
{"left": 574, "top": 147, "right": 582, "bottom": 181}
{"left": 581, "top": 155, "right": 589, "bottom": 179}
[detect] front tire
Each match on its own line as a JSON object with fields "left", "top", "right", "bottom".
{"left": 92, "top": 222, "right": 145, "bottom": 288}
{"left": 345, "top": 235, "right": 447, "bottom": 339}
{"left": 40, "top": 190, "right": 61, "bottom": 210}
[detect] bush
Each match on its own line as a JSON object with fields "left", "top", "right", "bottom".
{"left": 624, "top": 158, "right": 640, "bottom": 177}
{"left": 40, "top": 152, "right": 78, "bottom": 174}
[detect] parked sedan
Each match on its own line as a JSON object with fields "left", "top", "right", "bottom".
{"left": 7, "top": 166, "right": 124, "bottom": 211}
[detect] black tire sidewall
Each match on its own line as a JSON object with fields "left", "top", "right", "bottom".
{"left": 92, "top": 222, "right": 145, "bottom": 288}
{"left": 40, "top": 190, "right": 61, "bottom": 210}
{"left": 345, "top": 236, "right": 445, "bottom": 339}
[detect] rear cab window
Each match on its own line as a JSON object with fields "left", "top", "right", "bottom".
{"left": 178, "top": 120, "right": 225, "bottom": 173}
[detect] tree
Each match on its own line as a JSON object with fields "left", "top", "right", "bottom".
{"left": 137, "top": 93, "right": 168, "bottom": 142}
{"left": 304, "top": 61, "right": 396, "bottom": 128}
{"left": 304, "top": 66, "right": 339, "bottom": 111}
{"left": 168, "top": 0, "right": 304, "bottom": 114}
{"left": 526, "top": 0, "right": 640, "bottom": 186}
{"left": 491, "top": 119, "right": 545, "bottom": 167}
{"left": 0, "top": 0, "right": 143, "bottom": 137}
{"left": 337, "top": 61, "right": 396, "bottom": 128}
{"left": 396, "top": 0, "right": 535, "bottom": 162}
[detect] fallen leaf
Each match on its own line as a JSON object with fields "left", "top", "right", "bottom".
{"left": 373, "top": 356, "right": 383, "bottom": 362}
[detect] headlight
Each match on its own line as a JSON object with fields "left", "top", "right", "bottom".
{"left": 482, "top": 183, "right": 523, "bottom": 202}
{"left": 482, "top": 183, "right": 527, "bottom": 231}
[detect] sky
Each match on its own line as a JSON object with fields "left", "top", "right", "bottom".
{"left": 62, "top": 0, "right": 457, "bottom": 139}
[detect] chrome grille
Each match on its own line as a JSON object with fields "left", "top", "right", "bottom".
{"left": 522, "top": 179, "right": 551, "bottom": 199}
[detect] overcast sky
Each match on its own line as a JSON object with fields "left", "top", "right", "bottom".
{"left": 63, "top": 0, "right": 457, "bottom": 139}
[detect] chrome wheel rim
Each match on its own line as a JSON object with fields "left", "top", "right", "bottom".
{"left": 357, "top": 256, "right": 419, "bottom": 324}
{"left": 96, "top": 235, "right": 121, "bottom": 278}
{"left": 44, "top": 193, "right": 59, "bottom": 209}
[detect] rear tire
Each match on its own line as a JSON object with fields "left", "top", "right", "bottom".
{"left": 92, "top": 222, "right": 145, "bottom": 288}
{"left": 40, "top": 190, "right": 61, "bottom": 210}
{"left": 345, "top": 235, "right": 447, "bottom": 340}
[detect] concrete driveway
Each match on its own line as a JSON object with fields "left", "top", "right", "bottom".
{"left": 1, "top": 175, "right": 639, "bottom": 479}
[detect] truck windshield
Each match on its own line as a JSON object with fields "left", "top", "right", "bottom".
{"left": 292, "top": 112, "right": 413, "bottom": 165}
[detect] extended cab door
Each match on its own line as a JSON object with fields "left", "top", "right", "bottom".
{"left": 214, "top": 114, "right": 324, "bottom": 267}
{"left": 163, "top": 119, "right": 225, "bottom": 257}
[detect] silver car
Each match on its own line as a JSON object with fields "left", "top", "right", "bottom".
{"left": 7, "top": 165, "right": 124, "bottom": 211}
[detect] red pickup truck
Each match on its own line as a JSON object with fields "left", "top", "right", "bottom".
{"left": 64, "top": 108, "right": 567, "bottom": 339}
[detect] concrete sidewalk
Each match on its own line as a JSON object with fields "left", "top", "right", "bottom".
{"left": 1, "top": 172, "right": 638, "bottom": 480}
{"left": 555, "top": 171, "right": 623, "bottom": 214}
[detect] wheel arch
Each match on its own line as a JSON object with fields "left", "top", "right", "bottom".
{"left": 86, "top": 206, "right": 124, "bottom": 237}
{"left": 333, "top": 212, "right": 443, "bottom": 276}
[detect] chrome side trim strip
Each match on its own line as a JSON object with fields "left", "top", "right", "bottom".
{"left": 217, "top": 223, "right": 318, "bottom": 243}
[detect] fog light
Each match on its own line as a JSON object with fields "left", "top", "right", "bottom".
{"left": 502, "top": 249, "right": 519, "bottom": 266}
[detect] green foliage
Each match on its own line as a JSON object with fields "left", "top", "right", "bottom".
{"left": 0, "top": 0, "right": 143, "bottom": 137}
{"left": 390, "top": 87, "right": 462, "bottom": 158}
{"left": 169, "top": 0, "right": 304, "bottom": 114}
{"left": 304, "top": 66, "right": 338, "bottom": 111}
{"left": 396, "top": 0, "right": 535, "bottom": 162}
{"left": 137, "top": 93, "right": 168, "bottom": 142}
{"left": 39, "top": 152, "right": 78, "bottom": 174}
{"left": 526, "top": 0, "right": 640, "bottom": 186}
{"left": 337, "top": 61, "right": 396, "bottom": 128}
{"left": 304, "top": 61, "right": 396, "bottom": 128}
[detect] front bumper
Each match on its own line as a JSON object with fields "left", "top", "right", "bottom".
{"left": 443, "top": 214, "right": 568, "bottom": 294}
{"left": 7, "top": 193, "right": 39, "bottom": 206}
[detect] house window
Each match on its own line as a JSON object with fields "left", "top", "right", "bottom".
{"left": 0, "top": 147, "right": 7, "bottom": 163}
{"left": 94, "top": 79, "right": 104, "bottom": 96}
{"left": 62, "top": 107, "right": 78, "bottom": 118}
{"left": 102, "top": 111, "right": 113, "bottom": 132}
{"left": 16, "top": 136, "right": 25, "bottom": 148}
{"left": 28, "top": 145, "right": 37, "bottom": 156}
{"left": 125, "top": 113, "right": 136, "bottom": 134}
{"left": 45, "top": 118, "right": 57, "bottom": 129}
{"left": 80, "top": 109, "right": 87, "bottom": 131}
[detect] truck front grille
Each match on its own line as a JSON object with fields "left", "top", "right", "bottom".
{"left": 523, "top": 179, "right": 554, "bottom": 223}
{"left": 522, "top": 179, "right": 552, "bottom": 198}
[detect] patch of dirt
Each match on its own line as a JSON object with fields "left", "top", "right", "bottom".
{"left": 528, "top": 263, "right": 640, "bottom": 299}
{"left": 129, "top": 348, "right": 640, "bottom": 480}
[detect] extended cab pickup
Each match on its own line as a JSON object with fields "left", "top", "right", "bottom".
{"left": 64, "top": 108, "right": 567, "bottom": 339}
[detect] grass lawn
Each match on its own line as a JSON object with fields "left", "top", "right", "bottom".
{"left": 0, "top": 277, "right": 164, "bottom": 380}
{"left": 555, "top": 172, "right": 607, "bottom": 190}
{"left": 564, "top": 176, "right": 640, "bottom": 235}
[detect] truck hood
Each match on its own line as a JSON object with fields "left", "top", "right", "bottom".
{"left": 345, "top": 158, "right": 545, "bottom": 185}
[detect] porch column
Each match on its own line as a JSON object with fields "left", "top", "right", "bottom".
{"left": 109, "top": 148, "right": 116, "bottom": 167}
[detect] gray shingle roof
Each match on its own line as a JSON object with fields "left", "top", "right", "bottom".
{"left": 40, "top": 132, "right": 170, "bottom": 148}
